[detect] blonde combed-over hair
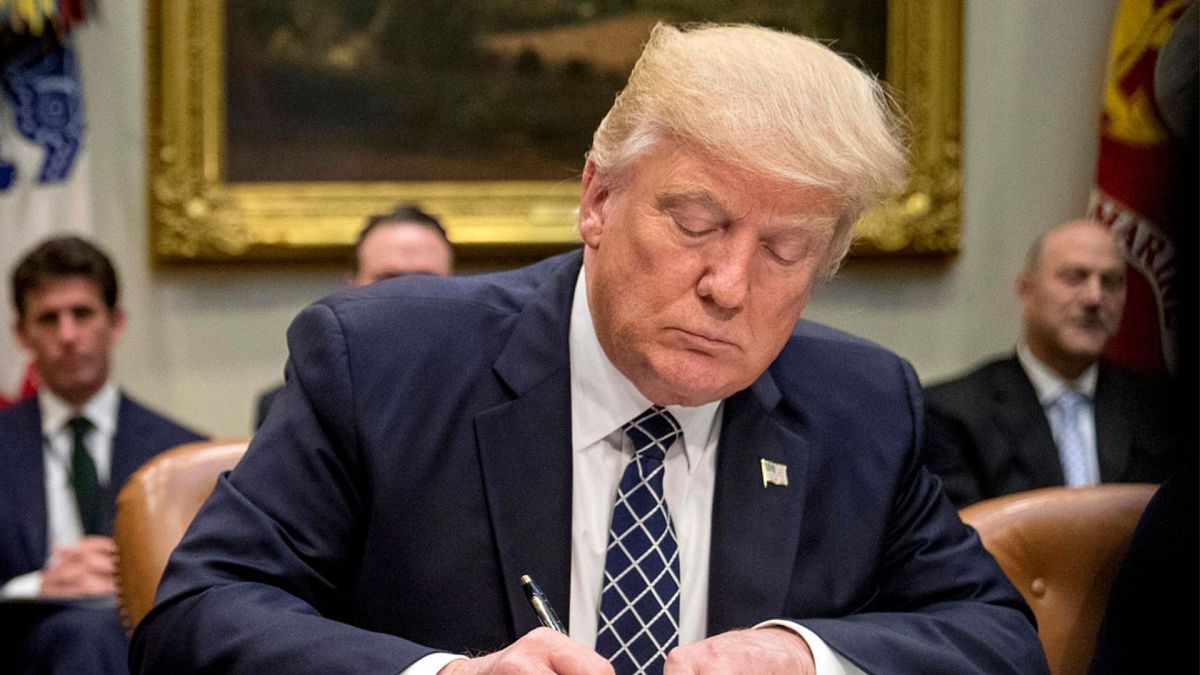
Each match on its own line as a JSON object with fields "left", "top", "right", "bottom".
{"left": 588, "top": 23, "right": 908, "bottom": 276}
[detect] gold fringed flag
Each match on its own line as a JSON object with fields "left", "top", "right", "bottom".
{"left": 0, "top": 3, "right": 93, "bottom": 407}
{"left": 1088, "top": 0, "right": 1192, "bottom": 375}
{"left": 0, "top": 0, "right": 88, "bottom": 38}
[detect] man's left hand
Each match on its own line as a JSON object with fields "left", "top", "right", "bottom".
{"left": 664, "top": 627, "right": 816, "bottom": 675}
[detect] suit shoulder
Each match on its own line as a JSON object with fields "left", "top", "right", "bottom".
{"left": 119, "top": 394, "right": 207, "bottom": 444}
{"left": 1098, "top": 361, "right": 1174, "bottom": 391}
{"left": 321, "top": 250, "right": 576, "bottom": 319}
{"left": 0, "top": 396, "right": 39, "bottom": 438}
{"left": 924, "top": 356, "right": 1021, "bottom": 403}
{"left": 790, "top": 320, "right": 896, "bottom": 358}
{"left": 774, "top": 320, "right": 913, "bottom": 397}
{"left": 299, "top": 252, "right": 580, "bottom": 357}
{"left": 1097, "top": 362, "right": 1179, "bottom": 423}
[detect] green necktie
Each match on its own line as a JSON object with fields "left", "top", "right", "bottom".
{"left": 67, "top": 416, "right": 102, "bottom": 535}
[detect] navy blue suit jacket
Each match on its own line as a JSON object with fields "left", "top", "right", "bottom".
{"left": 0, "top": 394, "right": 206, "bottom": 584}
{"left": 133, "top": 251, "right": 1046, "bottom": 674}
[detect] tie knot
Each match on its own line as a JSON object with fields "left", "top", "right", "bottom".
{"left": 67, "top": 416, "right": 92, "bottom": 438}
{"left": 623, "top": 406, "right": 681, "bottom": 462}
{"left": 1055, "top": 389, "right": 1087, "bottom": 413}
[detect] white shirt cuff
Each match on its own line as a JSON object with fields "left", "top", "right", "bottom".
{"left": 1, "top": 570, "right": 43, "bottom": 599}
{"left": 755, "top": 619, "right": 866, "bottom": 675}
{"left": 397, "top": 652, "right": 468, "bottom": 675}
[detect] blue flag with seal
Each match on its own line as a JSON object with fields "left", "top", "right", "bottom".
{"left": 0, "top": 35, "right": 92, "bottom": 407}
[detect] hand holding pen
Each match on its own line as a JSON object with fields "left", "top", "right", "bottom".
{"left": 438, "top": 576, "right": 612, "bottom": 674}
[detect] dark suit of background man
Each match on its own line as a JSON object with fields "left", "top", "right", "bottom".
{"left": 255, "top": 204, "right": 454, "bottom": 428}
{"left": 924, "top": 220, "right": 1177, "bottom": 508}
{"left": 0, "top": 236, "right": 205, "bottom": 674}
{"left": 133, "top": 23, "right": 1046, "bottom": 675}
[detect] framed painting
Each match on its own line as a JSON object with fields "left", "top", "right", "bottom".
{"left": 147, "top": 0, "right": 961, "bottom": 264}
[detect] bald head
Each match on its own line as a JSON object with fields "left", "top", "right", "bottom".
{"left": 1018, "top": 220, "right": 1127, "bottom": 379}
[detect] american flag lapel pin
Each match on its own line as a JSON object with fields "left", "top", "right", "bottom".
{"left": 760, "top": 458, "right": 788, "bottom": 488}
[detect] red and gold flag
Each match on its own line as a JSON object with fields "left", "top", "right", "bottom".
{"left": 1089, "top": 0, "right": 1192, "bottom": 375}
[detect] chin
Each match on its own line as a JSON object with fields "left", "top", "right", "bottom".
{"left": 646, "top": 361, "right": 748, "bottom": 406}
{"left": 1057, "top": 348, "right": 1103, "bottom": 368}
{"left": 1063, "top": 337, "right": 1107, "bottom": 359}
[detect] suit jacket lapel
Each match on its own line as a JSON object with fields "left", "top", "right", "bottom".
{"left": 1093, "top": 365, "right": 1132, "bottom": 481}
{"left": 474, "top": 253, "right": 580, "bottom": 639}
{"left": 9, "top": 398, "right": 49, "bottom": 570}
{"left": 104, "top": 394, "right": 141, "bottom": 535}
{"left": 109, "top": 394, "right": 140, "bottom": 489}
{"left": 707, "top": 375, "right": 810, "bottom": 635}
{"left": 992, "top": 358, "right": 1064, "bottom": 486}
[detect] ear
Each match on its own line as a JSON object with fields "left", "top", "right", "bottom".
{"left": 13, "top": 317, "right": 31, "bottom": 352}
{"left": 578, "top": 158, "right": 610, "bottom": 250}
{"left": 1015, "top": 272, "right": 1035, "bottom": 314}
{"left": 110, "top": 305, "right": 127, "bottom": 340}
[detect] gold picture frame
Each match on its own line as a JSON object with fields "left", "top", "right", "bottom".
{"left": 147, "top": 1, "right": 961, "bottom": 264}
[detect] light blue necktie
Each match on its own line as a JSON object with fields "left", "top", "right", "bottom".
{"left": 595, "top": 406, "right": 682, "bottom": 675}
{"left": 1050, "top": 389, "right": 1094, "bottom": 486}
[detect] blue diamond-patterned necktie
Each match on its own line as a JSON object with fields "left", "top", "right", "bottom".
{"left": 1050, "top": 389, "right": 1094, "bottom": 486}
{"left": 595, "top": 406, "right": 683, "bottom": 675}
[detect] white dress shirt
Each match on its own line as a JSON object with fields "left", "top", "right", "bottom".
{"left": 1017, "top": 342, "right": 1101, "bottom": 485}
{"left": 0, "top": 382, "right": 120, "bottom": 598}
{"left": 405, "top": 267, "right": 859, "bottom": 674}
{"left": 567, "top": 264, "right": 723, "bottom": 647}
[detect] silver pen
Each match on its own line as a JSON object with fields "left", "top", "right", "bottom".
{"left": 520, "top": 574, "right": 566, "bottom": 633}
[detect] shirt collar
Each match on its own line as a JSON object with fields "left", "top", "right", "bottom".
{"left": 569, "top": 265, "right": 721, "bottom": 470}
{"left": 1016, "top": 341, "right": 1097, "bottom": 405}
{"left": 38, "top": 381, "right": 120, "bottom": 438}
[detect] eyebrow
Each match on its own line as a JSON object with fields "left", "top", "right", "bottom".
{"left": 655, "top": 189, "right": 730, "bottom": 218}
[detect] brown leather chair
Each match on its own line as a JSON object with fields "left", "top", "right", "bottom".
{"left": 112, "top": 439, "right": 249, "bottom": 632}
{"left": 959, "top": 483, "right": 1157, "bottom": 675}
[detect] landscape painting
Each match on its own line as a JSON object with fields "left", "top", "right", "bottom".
{"left": 224, "top": 0, "right": 887, "bottom": 183}
{"left": 148, "top": 0, "right": 958, "bottom": 263}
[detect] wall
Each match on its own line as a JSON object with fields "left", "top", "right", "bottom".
{"left": 72, "top": 0, "right": 1119, "bottom": 438}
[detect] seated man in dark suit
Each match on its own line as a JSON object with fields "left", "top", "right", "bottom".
{"left": 254, "top": 204, "right": 453, "bottom": 428}
{"left": 0, "top": 236, "right": 206, "bottom": 674}
{"left": 924, "top": 220, "right": 1177, "bottom": 507}
{"left": 133, "top": 23, "right": 1046, "bottom": 675}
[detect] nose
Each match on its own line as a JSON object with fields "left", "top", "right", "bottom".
{"left": 1079, "top": 275, "right": 1104, "bottom": 305}
{"left": 696, "top": 233, "right": 754, "bottom": 310}
{"left": 56, "top": 314, "right": 79, "bottom": 345}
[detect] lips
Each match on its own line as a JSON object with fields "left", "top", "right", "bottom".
{"left": 57, "top": 355, "right": 90, "bottom": 373}
{"left": 1069, "top": 315, "right": 1113, "bottom": 331}
{"left": 671, "top": 327, "right": 738, "bottom": 351}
